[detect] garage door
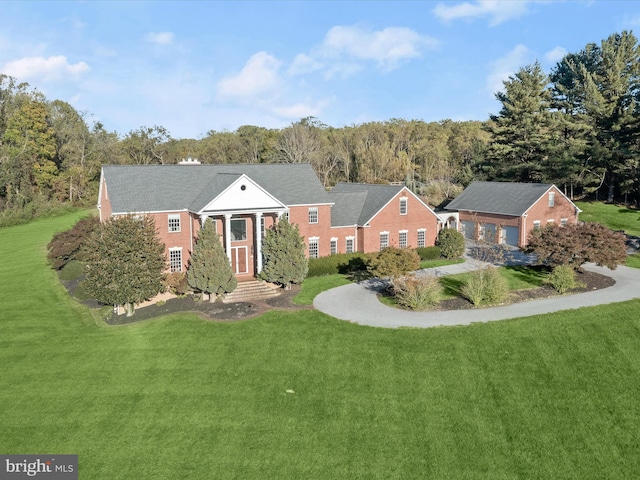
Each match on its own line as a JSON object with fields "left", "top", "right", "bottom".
{"left": 484, "top": 223, "right": 497, "bottom": 243}
{"left": 462, "top": 221, "right": 475, "bottom": 240}
{"left": 502, "top": 226, "right": 519, "bottom": 246}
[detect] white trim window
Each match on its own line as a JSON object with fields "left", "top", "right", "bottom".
{"left": 309, "top": 237, "right": 319, "bottom": 259}
{"left": 533, "top": 220, "right": 541, "bottom": 230}
{"left": 261, "top": 216, "right": 266, "bottom": 239}
{"left": 399, "top": 230, "right": 408, "bottom": 248}
{"left": 330, "top": 238, "right": 338, "bottom": 255}
{"left": 400, "top": 197, "right": 408, "bottom": 215}
{"left": 547, "top": 219, "right": 555, "bottom": 225}
{"left": 169, "top": 248, "right": 182, "bottom": 273}
{"left": 308, "top": 207, "right": 318, "bottom": 224}
{"left": 417, "top": 229, "right": 426, "bottom": 248}
{"left": 346, "top": 237, "right": 354, "bottom": 254}
{"left": 379, "top": 232, "right": 389, "bottom": 251}
{"left": 168, "top": 214, "right": 181, "bottom": 232}
{"left": 548, "top": 191, "right": 555, "bottom": 207}
{"left": 560, "top": 218, "right": 568, "bottom": 227}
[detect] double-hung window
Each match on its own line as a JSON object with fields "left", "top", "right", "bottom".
{"left": 330, "top": 238, "right": 338, "bottom": 255}
{"left": 417, "top": 229, "right": 426, "bottom": 248}
{"left": 169, "top": 248, "right": 182, "bottom": 273}
{"left": 399, "top": 230, "right": 408, "bottom": 248}
{"left": 168, "top": 214, "right": 181, "bottom": 232}
{"left": 308, "top": 207, "right": 318, "bottom": 224}
{"left": 548, "top": 192, "right": 555, "bottom": 207}
{"left": 309, "top": 237, "right": 319, "bottom": 259}
{"left": 400, "top": 197, "right": 408, "bottom": 215}
{"left": 533, "top": 220, "right": 541, "bottom": 230}
{"left": 379, "top": 232, "right": 389, "bottom": 251}
{"left": 346, "top": 237, "right": 354, "bottom": 253}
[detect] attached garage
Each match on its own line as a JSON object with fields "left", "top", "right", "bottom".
{"left": 501, "top": 226, "right": 519, "bottom": 246}
{"left": 483, "top": 223, "right": 497, "bottom": 243}
{"left": 462, "top": 221, "right": 475, "bottom": 240}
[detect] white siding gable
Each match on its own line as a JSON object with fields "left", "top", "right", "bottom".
{"left": 200, "top": 174, "right": 286, "bottom": 213}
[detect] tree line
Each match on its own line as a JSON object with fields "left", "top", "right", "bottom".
{"left": 2, "top": 30, "right": 640, "bottom": 223}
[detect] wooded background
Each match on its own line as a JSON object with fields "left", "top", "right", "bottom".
{"left": 1, "top": 31, "right": 639, "bottom": 221}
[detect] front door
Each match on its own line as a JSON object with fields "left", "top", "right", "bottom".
{"left": 231, "top": 246, "right": 248, "bottom": 274}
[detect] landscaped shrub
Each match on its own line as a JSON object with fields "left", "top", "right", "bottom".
{"left": 306, "top": 252, "right": 369, "bottom": 277}
{"left": 165, "top": 272, "right": 190, "bottom": 296}
{"left": 436, "top": 228, "right": 465, "bottom": 259}
{"left": 392, "top": 274, "right": 442, "bottom": 310}
{"left": 47, "top": 215, "right": 99, "bottom": 269}
{"left": 544, "top": 265, "right": 585, "bottom": 294}
{"left": 367, "top": 246, "right": 421, "bottom": 279}
{"left": 461, "top": 266, "right": 509, "bottom": 306}
{"left": 416, "top": 246, "right": 441, "bottom": 261}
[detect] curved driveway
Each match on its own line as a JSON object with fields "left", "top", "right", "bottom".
{"left": 313, "top": 263, "right": 640, "bottom": 329}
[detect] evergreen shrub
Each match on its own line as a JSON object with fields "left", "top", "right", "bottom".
{"left": 307, "top": 252, "right": 369, "bottom": 277}
{"left": 436, "top": 228, "right": 465, "bottom": 259}
{"left": 367, "top": 246, "right": 421, "bottom": 279}
{"left": 416, "top": 246, "right": 441, "bottom": 261}
{"left": 544, "top": 265, "right": 585, "bottom": 294}
{"left": 461, "top": 266, "right": 509, "bottom": 306}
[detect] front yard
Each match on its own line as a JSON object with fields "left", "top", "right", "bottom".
{"left": 2, "top": 211, "right": 640, "bottom": 479}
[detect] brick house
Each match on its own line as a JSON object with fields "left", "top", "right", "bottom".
{"left": 444, "top": 181, "right": 581, "bottom": 247}
{"left": 98, "top": 163, "right": 440, "bottom": 280}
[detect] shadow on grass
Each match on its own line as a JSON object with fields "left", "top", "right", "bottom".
{"left": 503, "top": 265, "right": 548, "bottom": 287}
{"left": 439, "top": 276, "right": 466, "bottom": 297}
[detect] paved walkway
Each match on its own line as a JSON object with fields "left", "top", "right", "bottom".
{"left": 313, "top": 260, "right": 640, "bottom": 329}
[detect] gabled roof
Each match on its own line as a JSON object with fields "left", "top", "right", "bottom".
{"left": 329, "top": 183, "right": 407, "bottom": 226}
{"left": 444, "top": 181, "right": 558, "bottom": 216}
{"left": 101, "top": 163, "right": 330, "bottom": 214}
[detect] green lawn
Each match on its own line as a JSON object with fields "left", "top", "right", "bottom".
{"left": 576, "top": 201, "right": 640, "bottom": 236}
{"left": 419, "top": 257, "right": 465, "bottom": 269}
{"left": 294, "top": 274, "right": 351, "bottom": 305}
{"left": 439, "top": 265, "right": 546, "bottom": 299}
{"left": 2, "top": 212, "right": 640, "bottom": 478}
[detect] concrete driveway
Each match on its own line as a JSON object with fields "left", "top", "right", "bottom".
{"left": 313, "top": 262, "right": 640, "bottom": 329}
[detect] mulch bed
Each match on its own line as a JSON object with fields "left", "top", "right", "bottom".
{"left": 64, "top": 268, "right": 616, "bottom": 324}
{"left": 435, "top": 269, "right": 615, "bottom": 311}
{"left": 101, "top": 284, "right": 310, "bottom": 325}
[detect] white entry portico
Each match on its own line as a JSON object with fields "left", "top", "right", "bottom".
{"left": 197, "top": 174, "right": 287, "bottom": 276}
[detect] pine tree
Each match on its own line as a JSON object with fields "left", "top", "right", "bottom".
{"left": 259, "top": 217, "right": 308, "bottom": 289}
{"left": 187, "top": 220, "right": 237, "bottom": 302}
{"left": 83, "top": 215, "right": 166, "bottom": 316}
{"left": 485, "top": 62, "right": 558, "bottom": 183}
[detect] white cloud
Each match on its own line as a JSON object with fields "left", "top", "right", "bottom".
{"left": 2, "top": 55, "right": 90, "bottom": 82}
{"left": 288, "top": 24, "right": 438, "bottom": 80}
{"left": 216, "top": 51, "right": 282, "bottom": 100}
{"left": 544, "top": 46, "right": 567, "bottom": 65}
{"left": 145, "top": 32, "right": 175, "bottom": 45}
{"left": 322, "top": 25, "right": 438, "bottom": 70}
{"left": 434, "top": 0, "right": 532, "bottom": 26}
{"left": 486, "top": 44, "right": 531, "bottom": 94}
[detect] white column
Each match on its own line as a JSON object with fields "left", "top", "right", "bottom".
{"left": 199, "top": 214, "right": 208, "bottom": 226}
{"left": 255, "top": 212, "right": 263, "bottom": 274}
{"left": 224, "top": 213, "right": 232, "bottom": 262}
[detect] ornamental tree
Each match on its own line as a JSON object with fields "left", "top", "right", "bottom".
{"left": 259, "top": 217, "right": 308, "bottom": 289}
{"left": 47, "top": 215, "right": 99, "bottom": 269}
{"left": 83, "top": 215, "right": 166, "bottom": 316}
{"left": 527, "top": 222, "right": 627, "bottom": 270}
{"left": 367, "top": 246, "right": 421, "bottom": 279}
{"left": 187, "top": 220, "right": 237, "bottom": 302}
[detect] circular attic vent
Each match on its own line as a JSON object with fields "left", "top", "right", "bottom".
{"left": 240, "top": 184, "right": 247, "bottom": 191}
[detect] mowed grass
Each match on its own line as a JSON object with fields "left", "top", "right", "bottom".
{"left": 440, "top": 265, "right": 546, "bottom": 299}
{"left": 2, "top": 212, "right": 640, "bottom": 479}
{"left": 576, "top": 201, "right": 640, "bottom": 236}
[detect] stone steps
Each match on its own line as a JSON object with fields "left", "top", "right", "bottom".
{"left": 222, "top": 280, "right": 281, "bottom": 303}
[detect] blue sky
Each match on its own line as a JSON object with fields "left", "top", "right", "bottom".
{"left": 2, "top": 1, "right": 640, "bottom": 139}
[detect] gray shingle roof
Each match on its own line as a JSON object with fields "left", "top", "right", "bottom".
{"left": 444, "top": 181, "right": 554, "bottom": 216}
{"left": 329, "top": 183, "right": 405, "bottom": 226}
{"left": 102, "top": 163, "right": 331, "bottom": 213}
